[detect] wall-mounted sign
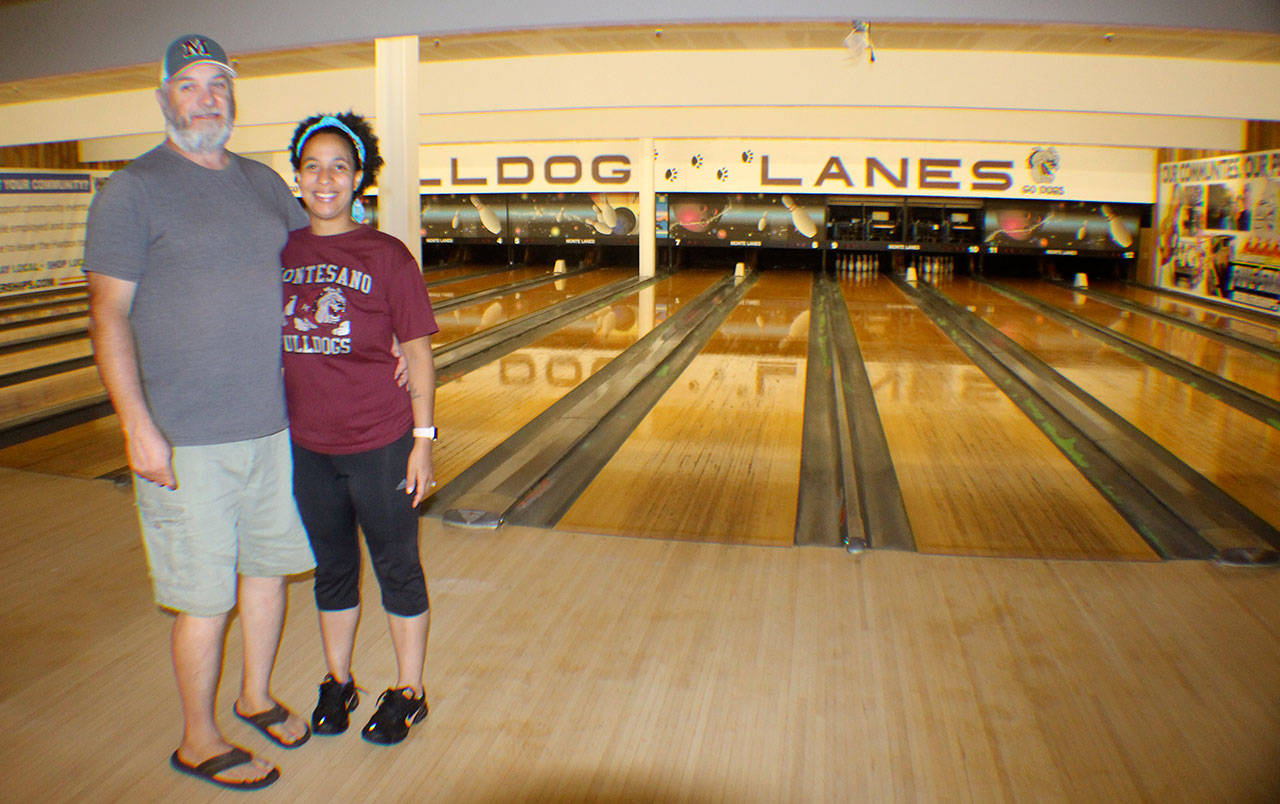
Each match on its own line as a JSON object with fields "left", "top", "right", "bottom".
{"left": 0, "top": 170, "right": 107, "bottom": 296}
{"left": 654, "top": 139, "right": 1153, "bottom": 203}
{"left": 1155, "top": 149, "right": 1280, "bottom": 313}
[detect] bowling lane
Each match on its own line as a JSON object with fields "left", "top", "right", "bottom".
{"left": 557, "top": 270, "right": 812, "bottom": 546}
{"left": 0, "top": 335, "right": 92, "bottom": 376}
{"left": 844, "top": 275, "right": 1153, "bottom": 560}
{"left": 0, "top": 297, "right": 87, "bottom": 325}
{"left": 427, "top": 264, "right": 555, "bottom": 300}
{"left": 430, "top": 270, "right": 725, "bottom": 491}
{"left": 1005, "top": 279, "right": 1280, "bottom": 402}
{"left": 0, "top": 364, "right": 103, "bottom": 429}
{"left": 0, "top": 415, "right": 125, "bottom": 478}
{"left": 1, "top": 270, "right": 723, "bottom": 482}
{"left": 1097, "top": 280, "right": 1280, "bottom": 350}
{"left": 422, "top": 264, "right": 492, "bottom": 282}
{"left": 432, "top": 267, "right": 631, "bottom": 347}
{"left": 0, "top": 315, "right": 87, "bottom": 347}
{"left": 943, "top": 277, "right": 1280, "bottom": 537}
{"left": 0, "top": 287, "right": 86, "bottom": 310}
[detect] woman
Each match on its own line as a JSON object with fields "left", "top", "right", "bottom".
{"left": 281, "top": 112, "right": 438, "bottom": 745}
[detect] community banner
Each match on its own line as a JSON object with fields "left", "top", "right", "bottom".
{"left": 1155, "top": 149, "right": 1280, "bottom": 314}
{"left": 0, "top": 169, "right": 108, "bottom": 297}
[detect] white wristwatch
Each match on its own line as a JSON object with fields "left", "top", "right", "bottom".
{"left": 412, "top": 426, "right": 437, "bottom": 440}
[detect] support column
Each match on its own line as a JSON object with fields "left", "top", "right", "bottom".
{"left": 638, "top": 137, "right": 656, "bottom": 279}
{"left": 375, "top": 35, "right": 421, "bottom": 266}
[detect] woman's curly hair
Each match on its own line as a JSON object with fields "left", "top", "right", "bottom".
{"left": 288, "top": 111, "right": 384, "bottom": 194}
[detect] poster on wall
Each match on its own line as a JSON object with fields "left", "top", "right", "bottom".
{"left": 506, "top": 193, "right": 639, "bottom": 244}
{"left": 0, "top": 169, "right": 107, "bottom": 297}
{"left": 1155, "top": 150, "right": 1280, "bottom": 314}
{"left": 983, "top": 200, "right": 1141, "bottom": 257}
{"left": 421, "top": 194, "right": 506, "bottom": 243}
{"left": 664, "top": 193, "right": 825, "bottom": 248}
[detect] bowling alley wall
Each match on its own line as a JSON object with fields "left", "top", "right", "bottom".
{"left": 1153, "top": 148, "right": 1280, "bottom": 314}
{"left": 414, "top": 137, "right": 1151, "bottom": 263}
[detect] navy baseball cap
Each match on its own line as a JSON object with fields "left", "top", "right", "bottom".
{"left": 162, "top": 34, "right": 236, "bottom": 82}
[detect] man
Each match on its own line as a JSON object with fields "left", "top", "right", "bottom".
{"left": 85, "top": 34, "right": 313, "bottom": 791}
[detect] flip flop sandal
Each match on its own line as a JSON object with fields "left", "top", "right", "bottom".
{"left": 170, "top": 746, "right": 280, "bottom": 790}
{"left": 235, "top": 701, "right": 312, "bottom": 749}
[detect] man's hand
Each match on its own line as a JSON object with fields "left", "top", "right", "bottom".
{"left": 126, "top": 418, "right": 176, "bottom": 489}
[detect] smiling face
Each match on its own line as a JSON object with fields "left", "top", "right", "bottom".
{"left": 158, "top": 63, "right": 235, "bottom": 157}
{"left": 296, "top": 131, "right": 364, "bottom": 235}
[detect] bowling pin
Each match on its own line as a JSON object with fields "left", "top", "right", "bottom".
{"left": 780, "top": 195, "right": 818, "bottom": 239}
{"left": 471, "top": 195, "right": 502, "bottom": 234}
{"left": 596, "top": 196, "right": 618, "bottom": 228}
{"left": 1100, "top": 204, "right": 1133, "bottom": 249}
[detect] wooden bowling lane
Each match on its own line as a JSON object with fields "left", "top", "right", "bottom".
{"left": 0, "top": 362, "right": 106, "bottom": 432}
{"left": 945, "top": 277, "right": 1280, "bottom": 540}
{"left": 843, "top": 276, "right": 1155, "bottom": 560}
{"left": 1007, "top": 279, "right": 1280, "bottom": 402}
{"left": 430, "top": 269, "right": 725, "bottom": 492}
{"left": 557, "top": 270, "right": 813, "bottom": 546}
{"left": 0, "top": 312, "right": 87, "bottom": 348}
{"left": 0, "top": 414, "right": 125, "bottom": 478}
{"left": 0, "top": 285, "right": 86, "bottom": 309}
{"left": 421, "top": 263, "right": 493, "bottom": 282}
{"left": 426, "top": 263, "right": 555, "bottom": 300}
{"left": 0, "top": 333, "right": 92, "bottom": 377}
{"left": 0, "top": 292, "right": 87, "bottom": 325}
{"left": 432, "top": 267, "right": 631, "bottom": 348}
{"left": 1097, "top": 280, "right": 1280, "bottom": 349}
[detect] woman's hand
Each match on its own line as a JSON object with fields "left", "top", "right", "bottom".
{"left": 405, "top": 439, "right": 435, "bottom": 507}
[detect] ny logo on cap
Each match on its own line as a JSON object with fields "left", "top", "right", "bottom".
{"left": 181, "top": 38, "right": 211, "bottom": 58}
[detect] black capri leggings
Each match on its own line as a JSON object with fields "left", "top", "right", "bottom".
{"left": 291, "top": 431, "right": 429, "bottom": 617}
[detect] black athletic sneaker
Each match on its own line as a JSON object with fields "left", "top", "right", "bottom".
{"left": 361, "top": 687, "right": 428, "bottom": 745}
{"left": 312, "top": 674, "right": 359, "bottom": 735}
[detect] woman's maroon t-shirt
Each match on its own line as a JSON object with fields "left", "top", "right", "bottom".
{"left": 281, "top": 225, "right": 438, "bottom": 454}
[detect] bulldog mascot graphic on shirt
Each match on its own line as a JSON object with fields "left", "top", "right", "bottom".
{"left": 284, "top": 284, "right": 352, "bottom": 355}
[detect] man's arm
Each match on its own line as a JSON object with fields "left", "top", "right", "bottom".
{"left": 400, "top": 335, "right": 436, "bottom": 506}
{"left": 86, "top": 272, "right": 176, "bottom": 489}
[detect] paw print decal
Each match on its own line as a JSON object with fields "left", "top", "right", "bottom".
{"left": 690, "top": 154, "right": 704, "bottom": 169}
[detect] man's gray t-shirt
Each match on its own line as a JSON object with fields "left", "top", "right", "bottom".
{"left": 84, "top": 144, "right": 309, "bottom": 446}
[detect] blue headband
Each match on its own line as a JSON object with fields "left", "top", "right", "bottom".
{"left": 295, "top": 115, "right": 366, "bottom": 166}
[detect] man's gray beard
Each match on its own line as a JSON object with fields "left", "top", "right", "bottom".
{"left": 161, "top": 93, "right": 235, "bottom": 155}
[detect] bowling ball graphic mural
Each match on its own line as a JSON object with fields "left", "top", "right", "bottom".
{"left": 420, "top": 193, "right": 501, "bottom": 242}
{"left": 504, "top": 192, "right": 640, "bottom": 243}
{"left": 670, "top": 199, "right": 723, "bottom": 234}
{"left": 668, "top": 193, "right": 824, "bottom": 247}
{"left": 992, "top": 207, "right": 1045, "bottom": 242}
{"left": 983, "top": 200, "right": 1141, "bottom": 255}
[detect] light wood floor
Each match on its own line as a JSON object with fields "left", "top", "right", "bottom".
{"left": 2, "top": 466, "right": 1278, "bottom": 802}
